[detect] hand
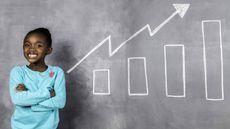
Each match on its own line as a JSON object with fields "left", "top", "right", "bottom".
{"left": 49, "top": 89, "right": 56, "bottom": 97}
{"left": 16, "top": 84, "right": 27, "bottom": 92}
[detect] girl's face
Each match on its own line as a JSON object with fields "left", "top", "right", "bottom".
{"left": 23, "top": 33, "right": 52, "bottom": 65}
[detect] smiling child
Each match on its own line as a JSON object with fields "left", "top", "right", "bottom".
{"left": 9, "top": 28, "right": 66, "bottom": 129}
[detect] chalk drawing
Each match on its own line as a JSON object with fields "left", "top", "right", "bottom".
{"left": 202, "top": 20, "right": 224, "bottom": 101}
{"left": 67, "top": 4, "right": 190, "bottom": 73}
{"left": 164, "top": 44, "right": 186, "bottom": 98}
{"left": 93, "top": 69, "right": 111, "bottom": 95}
{"left": 128, "top": 57, "right": 149, "bottom": 96}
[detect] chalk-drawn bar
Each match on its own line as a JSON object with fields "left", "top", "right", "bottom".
{"left": 202, "top": 20, "right": 224, "bottom": 101}
{"left": 93, "top": 69, "right": 110, "bottom": 95}
{"left": 164, "top": 44, "right": 185, "bottom": 98}
{"left": 128, "top": 57, "right": 149, "bottom": 96}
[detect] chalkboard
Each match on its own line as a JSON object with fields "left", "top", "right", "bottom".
{"left": 1, "top": 0, "right": 230, "bottom": 129}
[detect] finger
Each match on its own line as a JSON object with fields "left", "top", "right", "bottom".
{"left": 16, "top": 86, "right": 24, "bottom": 89}
{"left": 16, "top": 84, "right": 27, "bottom": 89}
{"left": 17, "top": 84, "right": 24, "bottom": 87}
{"left": 16, "top": 89, "right": 24, "bottom": 92}
{"left": 16, "top": 88, "right": 24, "bottom": 91}
{"left": 16, "top": 86, "right": 27, "bottom": 91}
{"left": 16, "top": 87, "right": 22, "bottom": 90}
{"left": 17, "top": 88, "right": 27, "bottom": 91}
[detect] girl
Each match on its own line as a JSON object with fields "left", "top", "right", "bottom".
{"left": 9, "top": 28, "right": 66, "bottom": 129}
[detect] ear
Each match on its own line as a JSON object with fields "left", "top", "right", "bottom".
{"left": 47, "top": 47, "right": 53, "bottom": 55}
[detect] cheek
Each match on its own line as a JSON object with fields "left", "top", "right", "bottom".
{"left": 23, "top": 48, "right": 28, "bottom": 52}
{"left": 37, "top": 48, "right": 47, "bottom": 54}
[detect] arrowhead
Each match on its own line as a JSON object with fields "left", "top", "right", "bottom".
{"left": 173, "top": 4, "right": 190, "bottom": 18}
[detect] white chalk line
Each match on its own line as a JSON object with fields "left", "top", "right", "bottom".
{"left": 128, "top": 57, "right": 149, "bottom": 96}
{"left": 202, "top": 20, "right": 224, "bottom": 101}
{"left": 93, "top": 69, "right": 111, "bottom": 95}
{"left": 66, "top": 4, "right": 190, "bottom": 73}
{"left": 164, "top": 44, "right": 186, "bottom": 98}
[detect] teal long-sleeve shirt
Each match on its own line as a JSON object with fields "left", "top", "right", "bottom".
{"left": 9, "top": 65, "right": 66, "bottom": 129}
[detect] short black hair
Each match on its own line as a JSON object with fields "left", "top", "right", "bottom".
{"left": 24, "top": 27, "right": 52, "bottom": 47}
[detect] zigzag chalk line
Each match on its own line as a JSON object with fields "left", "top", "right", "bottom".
{"left": 67, "top": 4, "right": 190, "bottom": 73}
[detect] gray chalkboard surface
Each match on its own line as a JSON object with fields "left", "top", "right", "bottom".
{"left": 1, "top": 0, "right": 230, "bottom": 129}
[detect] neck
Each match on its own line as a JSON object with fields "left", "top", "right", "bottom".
{"left": 28, "top": 61, "right": 48, "bottom": 72}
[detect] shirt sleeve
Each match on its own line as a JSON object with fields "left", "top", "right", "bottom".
{"left": 31, "top": 67, "right": 66, "bottom": 112}
{"left": 9, "top": 66, "right": 51, "bottom": 106}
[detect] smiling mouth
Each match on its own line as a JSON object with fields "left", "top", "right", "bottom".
{"left": 28, "top": 54, "right": 38, "bottom": 58}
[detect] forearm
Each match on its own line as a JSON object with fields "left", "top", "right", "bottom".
{"left": 31, "top": 94, "right": 66, "bottom": 112}
{"left": 31, "top": 104, "right": 54, "bottom": 112}
{"left": 11, "top": 87, "right": 51, "bottom": 106}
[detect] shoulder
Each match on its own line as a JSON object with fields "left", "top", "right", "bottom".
{"left": 9, "top": 65, "right": 26, "bottom": 79}
{"left": 10, "top": 65, "right": 24, "bottom": 74}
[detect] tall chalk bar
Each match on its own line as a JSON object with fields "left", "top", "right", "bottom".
{"left": 202, "top": 20, "right": 224, "bottom": 101}
{"left": 128, "top": 57, "right": 149, "bottom": 96}
{"left": 164, "top": 44, "right": 186, "bottom": 98}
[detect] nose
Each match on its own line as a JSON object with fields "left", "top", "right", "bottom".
{"left": 29, "top": 47, "right": 36, "bottom": 53}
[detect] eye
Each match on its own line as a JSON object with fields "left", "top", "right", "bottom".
{"left": 36, "top": 43, "right": 44, "bottom": 48}
{"left": 23, "top": 43, "right": 30, "bottom": 47}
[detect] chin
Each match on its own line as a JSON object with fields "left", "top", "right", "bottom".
{"left": 27, "top": 59, "right": 38, "bottom": 64}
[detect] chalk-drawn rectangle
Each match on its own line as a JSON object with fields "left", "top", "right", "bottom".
{"left": 93, "top": 69, "right": 110, "bottom": 95}
{"left": 164, "top": 44, "right": 185, "bottom": 98}
{"left": 128, "top": 57, "right": 149, "bottom": 96}
{"left": 202, "top": 20, "right": 224, "bottom": 101}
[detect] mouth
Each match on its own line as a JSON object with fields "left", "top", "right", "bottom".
{"left": 28, "top": 53, "right": 38, "bottom": 58}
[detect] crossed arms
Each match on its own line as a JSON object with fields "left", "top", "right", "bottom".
{"left": 9, "top": 67, "right": 66, "bottom": 112}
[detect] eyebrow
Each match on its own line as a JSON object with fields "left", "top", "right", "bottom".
{"left": 24, "top": 41, "right": 45, "bottom": 44}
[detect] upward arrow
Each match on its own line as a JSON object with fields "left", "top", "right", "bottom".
{"left": 67, "top": 3, "right": 190, "bottom": 73}
{"left": 173, "top": 4, "right": 190, "bottom": 18}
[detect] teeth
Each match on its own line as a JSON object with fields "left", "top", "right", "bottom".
{"left": 28, "top": 54, "right": 37, "bottom": 58}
